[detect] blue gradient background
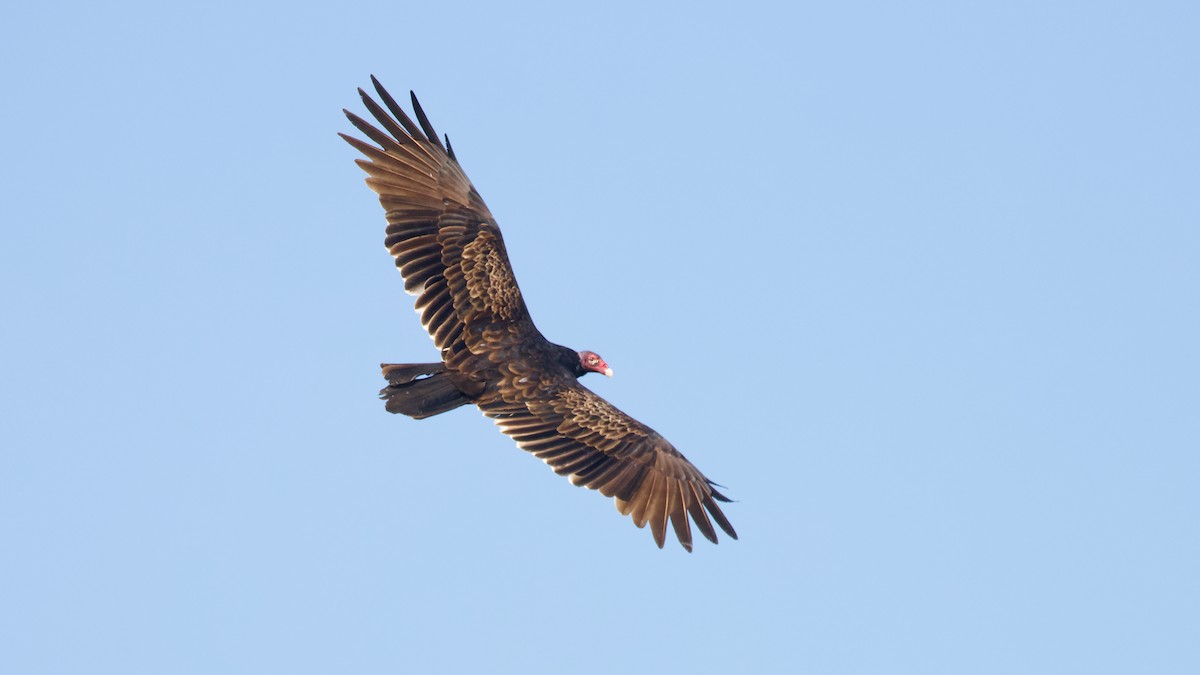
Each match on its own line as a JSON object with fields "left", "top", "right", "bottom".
{"left": 3, "top": 1, "right": 1197, "bottom": 673}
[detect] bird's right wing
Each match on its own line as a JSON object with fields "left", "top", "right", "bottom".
{"left": 341, "top": 77, "right": 540, "bottom": 372}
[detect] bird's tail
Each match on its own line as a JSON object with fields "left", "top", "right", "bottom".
{"left": 379, "top": 363, "right": 472, "bottom": 419}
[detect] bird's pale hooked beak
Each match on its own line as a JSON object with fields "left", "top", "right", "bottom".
{"left": 603, "top": 367, "right": 614, "bottom": 378}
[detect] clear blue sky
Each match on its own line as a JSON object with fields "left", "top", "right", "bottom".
{"left": 3, "top": 1, "right": 1197, "bottom": 673}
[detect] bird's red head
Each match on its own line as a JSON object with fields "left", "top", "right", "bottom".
{"left": 578, "top": 350, "right": 613, "bottom": 378}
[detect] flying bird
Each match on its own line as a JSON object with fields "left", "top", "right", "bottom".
{"left": 341, "top": 77, "right": 737, "bottom": 551}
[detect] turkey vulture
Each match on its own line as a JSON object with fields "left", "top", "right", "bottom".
{"left": 341, "top": 77, "right": 737, "bottom": 551}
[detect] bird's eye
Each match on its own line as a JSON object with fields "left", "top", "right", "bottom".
{"left": 588, "top": 356, "right": 598, "bottom": 364}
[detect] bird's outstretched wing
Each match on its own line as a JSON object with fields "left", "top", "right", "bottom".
{"left": 341, "top": 77, "right": 540, "bottom": 373}
{"left": 483, "top": 370, "right": 738, "bottom": 552}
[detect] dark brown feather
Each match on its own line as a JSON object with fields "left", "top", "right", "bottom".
{"left": 409, "top": 90, "right": 447, "bottom": 154}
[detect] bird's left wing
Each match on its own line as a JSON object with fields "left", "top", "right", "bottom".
{"left": 480, "top": 375, "right": 737, "bottom": 552}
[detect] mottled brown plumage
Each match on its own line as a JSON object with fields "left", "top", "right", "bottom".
{"left": 342, "top": 77, "right": 736, "bottom": 551}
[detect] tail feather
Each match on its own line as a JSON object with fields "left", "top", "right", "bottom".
{"left": 379, "top": 363, "right": 472, "bottom": 418}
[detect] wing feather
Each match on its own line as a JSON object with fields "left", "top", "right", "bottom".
{"left": 410, "top": 90, "right": 449, "bottom": 154}
{"left": 370, "top": 75, "right": 428, "bottom": 142}
{"left": 668, "top": 481, "right": 693, "bottom": 552}
{"left": 687, "top": 483, "right": 719, "bottom": 544}
{"left": 627, "top": 478, "right": 654, "bottom": 529}
{"left": 646, "top": 473, "right": 670, "bottom": 548}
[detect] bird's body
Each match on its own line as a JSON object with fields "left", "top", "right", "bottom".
{"left": 342, "top": 78, "right": 736, "bottom": 551}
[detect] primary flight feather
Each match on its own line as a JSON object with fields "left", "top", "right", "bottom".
{"left": 341, "top": 77, "right": 737, "bottom": 551}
